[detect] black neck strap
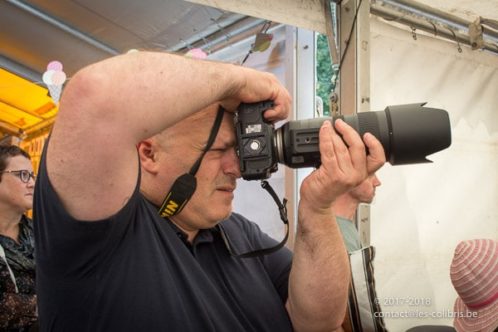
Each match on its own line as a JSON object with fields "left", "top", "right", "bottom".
{"left": 219, "top": 180, "right": 289, "bottom": 258}
{"left": 188, "top": 107, "right": 225, "bottom": 175}
{"left": 158, "top": 107, "right": 225, "bottom": 218}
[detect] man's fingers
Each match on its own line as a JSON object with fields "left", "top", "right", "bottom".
{"left": 333, "top": 119, "right": 366, "bottom": 170}
{"left": 318, "top": 120, "right": 336, "bottom": 167}
{"left": 263, "top": 106, "right": 288, "bottom": 122}
{"left": 320, "top": 120, "right": 356, "bottom": 181}
{"left": 220, "top": 69, "right": 291, "bottom": 121}
{"left": 330, "top": 123, "right": 354, "bottom": 174}
{"left": 363, "top": 132, "right": 386, "bottom": 174}
{"left": 262, "top": 92, "right": 291, "bottom": 122}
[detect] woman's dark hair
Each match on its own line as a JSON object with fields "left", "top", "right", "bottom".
{"left": 0, "top": 145, "right": 31, "bottom": 174}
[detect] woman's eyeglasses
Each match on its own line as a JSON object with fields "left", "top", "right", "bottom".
{"left": 1, "top": 170, "right": 36, "bottom": 183}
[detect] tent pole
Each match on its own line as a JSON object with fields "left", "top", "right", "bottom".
{"left": 371, "top": 0, "right": 498, "bottom": 55}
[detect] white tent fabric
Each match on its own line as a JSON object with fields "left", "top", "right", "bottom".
{"left": 213, "top": 9, "right": 498, "bottom": 331}
{"left": 369, "top": 17, "right": 498, "bottom": 330}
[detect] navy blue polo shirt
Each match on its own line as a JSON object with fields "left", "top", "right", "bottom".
{"left": 34, "top": 156, "right": 293, "bottom": 331}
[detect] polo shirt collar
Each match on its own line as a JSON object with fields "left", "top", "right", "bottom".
{"left": 165, "top": 218, "right": 215, "bottom": 246}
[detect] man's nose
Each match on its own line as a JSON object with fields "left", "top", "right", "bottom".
{"left": 372, "top": 175, "right": 381, "bottom": 187}
{"left": 222, "top": 147, "right": 241, "bottom": 178}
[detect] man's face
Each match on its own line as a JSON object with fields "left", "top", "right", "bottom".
{"left": 158, "top": 109, "right": 241, "bottom": 231}
{"left": 0, "top": 155, "right": 35, "bottom": 213}
{"left": 350, "top": 174, "right": 381, "bottom": 204}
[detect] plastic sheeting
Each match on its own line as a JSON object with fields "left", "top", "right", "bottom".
{"left": 369, "top": 17, "right": 498, "bottom": 330}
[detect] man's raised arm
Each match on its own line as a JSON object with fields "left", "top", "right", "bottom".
{"left": 286, "top": 120, "right": 385, "bottom": 332}
{"left": 46, "top": 52, "right": 290, "bottom": 221}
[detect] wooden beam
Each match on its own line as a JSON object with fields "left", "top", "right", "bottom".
{"left": 184, "top": 0, "right": 327, "bottom": 34}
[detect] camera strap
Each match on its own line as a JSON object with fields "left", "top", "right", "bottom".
{"left": 158, "top": 106, "right": 290, "bottom": 258}
{"left": 158, "top": 107, "right": 225, "bottom": 218}
{"left": 219, "top": 180, "right": 289, "bottom": 258}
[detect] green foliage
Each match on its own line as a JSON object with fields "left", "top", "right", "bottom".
{"left": 316, "top": 34, "right": 338, "bottom": 116}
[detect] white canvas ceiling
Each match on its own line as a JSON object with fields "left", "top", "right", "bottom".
{"left": 1, "top": 0, "right": 498, "bottom": 81}
{"left": 1, "top": 0, "right": 497, "bottom": 137}
{"left": 0, "top": 0, "right": 260, "bottom": 81}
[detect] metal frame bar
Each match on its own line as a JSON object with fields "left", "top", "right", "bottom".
{"left": 371, "top": 0, "right": 498, "bottom": 54}
{"left": 382, "top": 0, "right": 498, "bottom": 42}
{"left": 6, "top": 0, "right": 118, "bottom": 55}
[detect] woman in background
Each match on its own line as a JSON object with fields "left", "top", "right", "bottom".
{"left": 0, "top": 145, "right": 37, "bottom": 331}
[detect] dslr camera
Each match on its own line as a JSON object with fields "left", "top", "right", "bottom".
{"left": 235, "top": 101, "right": 451, "bottom": 180}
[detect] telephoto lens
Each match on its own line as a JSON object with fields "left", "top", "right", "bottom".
{"left": 274, "top": 103, "right": 452, "bottom": 168}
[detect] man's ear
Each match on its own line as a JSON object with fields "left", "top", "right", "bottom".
{"left": 137, "top": 139, "right": 160, "bottom": 174}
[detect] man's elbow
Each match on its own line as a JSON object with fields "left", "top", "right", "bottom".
{"left": 60, "top": 66, "right": 112, "bottom": 119}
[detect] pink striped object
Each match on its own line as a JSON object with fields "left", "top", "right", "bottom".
{"left": 450, "top": 239, "right": 498, "bottom": 332}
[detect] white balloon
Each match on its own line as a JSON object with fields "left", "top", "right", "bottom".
{"left": 42, "top": 70, "right": 55, "bottom": 85}
{"left": 52, "top": 71, "right": 66, "bottom": 85}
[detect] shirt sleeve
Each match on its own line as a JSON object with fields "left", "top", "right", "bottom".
{"left": 33, "top": 141, "right": 141, "bottom": 278}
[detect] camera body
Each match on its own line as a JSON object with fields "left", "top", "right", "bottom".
{"left": 235, "top": 101, "right": 452, "bottom": 181}
{"left": 235, "top": 101, "right": 278, "bottom": 180}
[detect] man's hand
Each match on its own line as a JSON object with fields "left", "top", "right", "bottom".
{"left": 300, "top": 119, "right": 385, "bottom": 212}
{"left": 219, "top": 67, "right": 291, "bottom": 123}
{"left": 287, "top": 119, "right": 385, "bottom": 331}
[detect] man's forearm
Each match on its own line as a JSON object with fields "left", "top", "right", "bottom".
{"left": 286, "top": 205, "right": 350, "bottom": 332}
{"left": 63, "top": 52, "right": 248, "bottom": 143}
